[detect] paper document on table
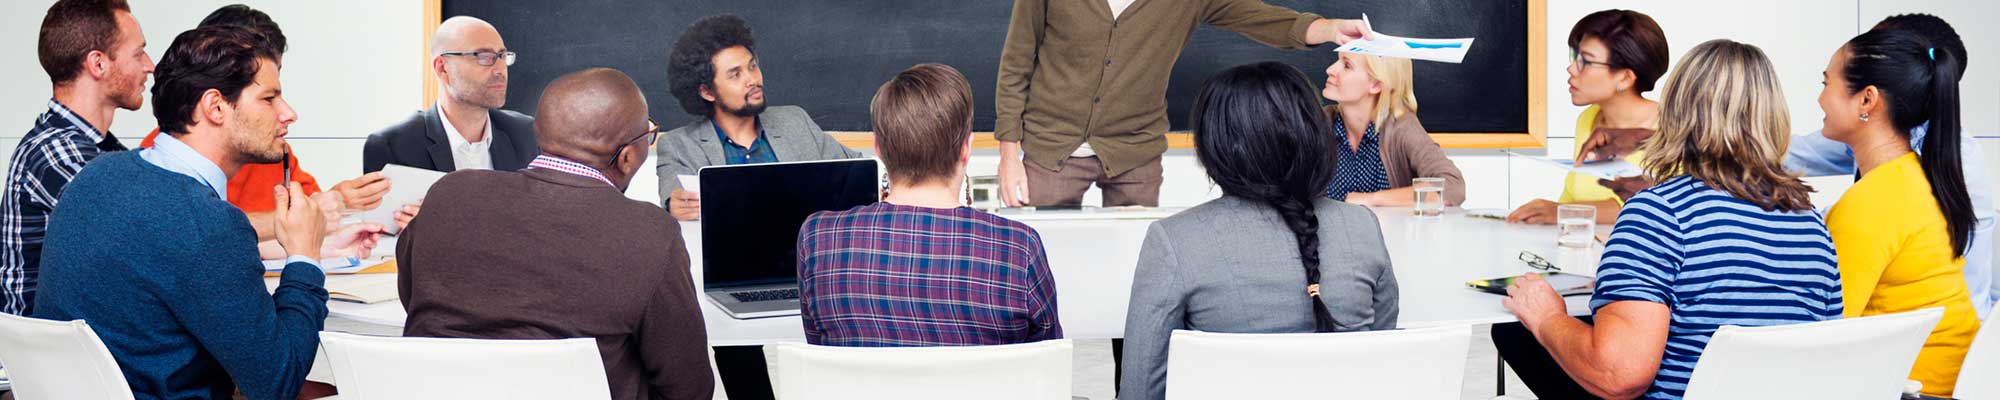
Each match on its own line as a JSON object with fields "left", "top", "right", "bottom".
{"left": 1513, "top": 152, "right": 1644, "bottom": 180}
{"left": 1332, "top": 15, "right": 1476, "bottom": 63}
{"left": 677, "top": 175, "right": 700, "bottom": 194}
{"left": 364, "top": 164, "right": 446, "bottom": 235}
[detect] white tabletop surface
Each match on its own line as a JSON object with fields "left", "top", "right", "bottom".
{"left": 275, "top": 207, "right": 1603, "bottom": 346}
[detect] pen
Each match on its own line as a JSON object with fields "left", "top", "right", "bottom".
{"left": 280, "top": 145, "right": 292, "bottom": 184}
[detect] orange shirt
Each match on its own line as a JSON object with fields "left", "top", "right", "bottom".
{"left": 141, "top": 128, "right": 321, "bottom": 213}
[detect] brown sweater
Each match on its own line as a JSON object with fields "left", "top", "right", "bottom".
{"left": 996, "top": 0, "right": 1320, "bottom": 175}
{"left": 1323, "top": 105, "right": 1468, "bottom": 206}
{"left": 397, "top": 168, "right": 712, "bottom": 400}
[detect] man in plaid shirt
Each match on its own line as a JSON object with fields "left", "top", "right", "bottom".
{"left": 796, "top": 64, "right": 1062, "bottom": 347}
{"left": 3, "top": 0, "right": 150, "bottom": 315}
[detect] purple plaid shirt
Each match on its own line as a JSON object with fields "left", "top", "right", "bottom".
{"left": 796, "top": 202, "right": 1062, "bottom": 347}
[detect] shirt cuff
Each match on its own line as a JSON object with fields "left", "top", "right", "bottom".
{"left": 283, "top": 255, "right": 322, "bottom": 270}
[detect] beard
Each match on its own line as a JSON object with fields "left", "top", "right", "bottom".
{"left": 448, "top": 73, "right": 508, "bottom": 109}
{"left": 227, "top": 116, "right": 287, "bottom": 165}
{"left": 723, "top": 97, "right": 766, "bottom": 118}
{"left": 109, "top": 68, "right": 146, "bottom": 111}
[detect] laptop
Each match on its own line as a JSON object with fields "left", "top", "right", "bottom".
{"left": 699, "top": 158, "right": 880, "bottom": 319}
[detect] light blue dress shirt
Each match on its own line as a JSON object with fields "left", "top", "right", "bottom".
{"left": 142, "top": 134, "right": 319, "bottom": 269}
{"left": 1787, "top": 125, "right": 1996, "bottom": 318}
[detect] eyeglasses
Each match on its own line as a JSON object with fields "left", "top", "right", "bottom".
{"left": 1518, "top": 251, "right": 1561, "bottom": 272}
{"left": 1569, "top": 49, "right": 1616, "bottom": 71}
{"left": 439, "top": 51, "right": 516, "bottom": 67}
{"left": 606, "top": 120, "right": 659, "bottom": 171}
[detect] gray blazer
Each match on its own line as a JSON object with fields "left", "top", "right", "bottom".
{"left": 1119, "top": 196, "right": 1399, "bottom": 400}
{"left": 654, "top": 105, "right": 864, "bottom": 201}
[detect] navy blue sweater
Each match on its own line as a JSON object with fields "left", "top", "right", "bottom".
{"left": 33, "top": 151, "right": 327, "bottom": 400}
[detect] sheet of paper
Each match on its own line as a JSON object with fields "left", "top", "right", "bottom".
{"left": 1333, "top": 14, "right": 1477, "bottom": 63}
{"left": 364, "top": 164, "right": 447, "bottom": 235}
{"left": 1513, "top": 152, "right": 1644, "bottom": 180}
{"left": 677, "top": 174, "right": 700, "bottom": 194}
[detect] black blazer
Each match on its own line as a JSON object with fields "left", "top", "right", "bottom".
{"left": 362, "top": 107, "right": 539, "bottom": 173}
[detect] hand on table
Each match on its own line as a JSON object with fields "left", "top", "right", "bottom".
{"left": 1506, "top": 199, "right": 1560, "bottom": 225}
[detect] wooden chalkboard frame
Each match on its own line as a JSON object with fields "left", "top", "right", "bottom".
{"left": 420, "top": 0, "right": 1545, "bottom": 150}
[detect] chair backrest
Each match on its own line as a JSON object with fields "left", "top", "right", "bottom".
{"left": 1957, "top": 315, "right": 1999, "bottom": 399}
{"left": 1682, "top": 308, "right": 1944, "bottom": 400}
{"left": 319, "top": 332, "right": 612, "bottom": 400}
{"left": 1163, "top": 324, "right": 1472, "bottom": 400}
{"left": 765, "top": 339, "right": 1072, "bottom": 400}
{"left": 0, "top": 313, "right": 134, "bottom": 400}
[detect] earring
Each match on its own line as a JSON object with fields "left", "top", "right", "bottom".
{"left": 1860, "top": 113, "right": 1870, "bottom": 122}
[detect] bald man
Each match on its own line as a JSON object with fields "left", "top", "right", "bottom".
{"left": 396, "top": 68, "right": 712, "bottom": 400}
{"left": 363, "top": 16, "right": 537, "bottom": 173}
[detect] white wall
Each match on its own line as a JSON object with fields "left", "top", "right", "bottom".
{"left": 0, "top": 0, "right": 423, "bottom": 184}
{"left": 0, "top": 0, "right": 1993, "bottom": 211}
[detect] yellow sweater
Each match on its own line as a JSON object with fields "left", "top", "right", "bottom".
{"left": 1828, "top": 153, "right": 1982, "bottom": 397}
{"left": 1558, "top": 106, "right": 1642, "bottom": 203}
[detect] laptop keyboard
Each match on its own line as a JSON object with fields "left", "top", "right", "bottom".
{"left": 730, "top": 288, "right": 800, "bottom": 302}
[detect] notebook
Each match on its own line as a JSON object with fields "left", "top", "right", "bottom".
{"left": 326, "top": 277, "right": 399, "bottom": 304}
{"left": 1466, "top": 272, "right": 1595, "bottom": 296}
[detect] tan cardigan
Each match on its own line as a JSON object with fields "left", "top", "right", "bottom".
{"left": 996, "top": 0, "right": 1321, "bottom": 175}
{"left": 1323, "top": 105, "right": 1467, "bottom": 206}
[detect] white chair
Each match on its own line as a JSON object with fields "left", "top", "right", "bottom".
{"left": 0, "top": 313, "right": 134, "bottom": 400}
{"left": 1957, "top": 314, "right": 2000, "bottom": 399}
{"left": 1681, "top": 307, "right": 1943, "bottom": 400}
{"left": 318, "top": 332, "right": 612, "bottom": 400}
{"left": 1163, "top": 325, "right": 1472, "bottom": 400}
{"left": 764, "top": 339, "right": 1072, "bottom": 400}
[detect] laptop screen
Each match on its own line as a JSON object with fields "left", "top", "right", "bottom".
{"left": 700, "top": 159, "right": 880, "bottom": 290}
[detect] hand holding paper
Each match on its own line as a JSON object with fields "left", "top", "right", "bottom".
{"left": 363, "top": 164, "right": 446, "bottom": 235}
{"left": 1333, "top": 14, "right": 1476, "bottom": 63}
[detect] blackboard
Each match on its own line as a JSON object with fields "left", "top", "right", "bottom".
{"left": 445, "top": 0, "right": 1530, "bottom": 135}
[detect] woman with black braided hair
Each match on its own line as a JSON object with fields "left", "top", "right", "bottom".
{"left": 1117, "top": 62, "right": 1398, "bottom": 400}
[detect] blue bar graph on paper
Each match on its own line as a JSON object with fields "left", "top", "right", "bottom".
{"left": 1405, "top": 41, "right": 1464, "bottom": 49}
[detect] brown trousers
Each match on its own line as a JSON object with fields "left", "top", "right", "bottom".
{"left": 1025, "top": 156, "right": 1163, "bottom": 207}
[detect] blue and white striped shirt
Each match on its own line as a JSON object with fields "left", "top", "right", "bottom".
{"left": 1590, "top": 176, "right": 1844, "bottom": 399}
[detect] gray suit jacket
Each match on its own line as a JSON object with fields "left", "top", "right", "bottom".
{"left": 1119, "top": 196, "right": 1399, "bottom": 400}
{"left": 653, "top": 105, "right": 864, "bottom": 201}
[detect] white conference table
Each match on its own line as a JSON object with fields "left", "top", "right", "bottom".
{"left": 288, "top": 206, "right": 1601, "bottom": 346}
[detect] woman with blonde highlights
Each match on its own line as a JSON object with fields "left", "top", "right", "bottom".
{"left": 1497, "top": 40, "right": 1841, "bottom": 400}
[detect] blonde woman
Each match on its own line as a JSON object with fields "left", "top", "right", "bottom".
{"left": 1499, "top": 40, "right": 1842, "bottom": 399}
{"left": 1319, "top": 52, "right": 1465, "bottom": 206}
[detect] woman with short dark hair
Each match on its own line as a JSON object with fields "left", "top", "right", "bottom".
{"left": 1508, "top": 9, "right": 1670, "bottom": 225}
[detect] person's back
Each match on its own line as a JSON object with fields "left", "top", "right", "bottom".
{"left": 1119, "top": 196, "right": 1397, "bottom": 399}
{"left": 398, "top": 168, "right": 710, "bottom": 400}
{"left": 796, "top": 203, "right": 1060, "bottom": 346}
{"left": 1120, "top": 62, "right": 1398, "bottom": 400}
{"left": 1595, "top": 176, "right": 1843, "bottom": 398}
{"left": 397, "top": 68, "right": 712, "bottom": 400}
{"left": 37, "top": 152, "right": 327, "bottom": 400}
{"left": 795, "top": 64, "right": 1061, "bottom": 348}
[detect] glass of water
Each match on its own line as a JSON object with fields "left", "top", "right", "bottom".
{"left": 1557, "top": 204, "right": 1597, "bottom": 248}
{"left": 1412, "top": 177, "right": 1446, "bottom": 218}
